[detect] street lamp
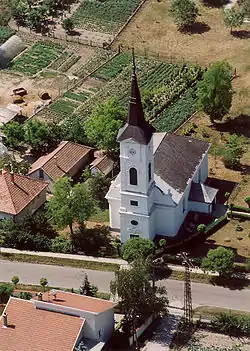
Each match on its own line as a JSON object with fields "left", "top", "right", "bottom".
{"left": 177, "top": 252, "right": 194, "bottom": 328}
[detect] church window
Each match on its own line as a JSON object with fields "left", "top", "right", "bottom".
{"left": 130, "top": 234, "right": 139, "bottom": 239}
{"left": 148, "top": 163, "right": 152, "bottom": 182}
{"left": 130, "top": 200, "right": 138, "bottom": 206}
{"left": 131, "top": 220, "right": 138, "bottom": 226}
{"left": 39, "top": 169, "right": 44, "bottom": 179}
{"left": 129, "top": 167, "right": 138, "bottom": 185}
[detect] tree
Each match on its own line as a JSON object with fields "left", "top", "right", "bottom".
{"left": 244, "top": 196, "right": 250, "bottom": 208}
{"left": 85, "top": 97, "right": 125, "bottom": 151}
{"left": 0, "top": 283, "right": 14, "bottom": 303}
{"left": 40, "top": 277, "right": 48, "bottom": 292}
{"left": 0, "top": 155, "right": 30, "bottom": 175}
{"left": 222, "top": 7, "right": 244, "bottom": 34}
{"left": 11, "top": 276, "right": 19, "bottom": 289}
{"left": 122, "top": 237, "right": 155, "bottom": 262}
{"left": 201, "top": 247, "right": 234, "bottom": 277}
{"left": 79, "top": 274, "right": 98, "bottom": 297}
{"left": 222, "top": 134, "right": 244, "bottom": 169}
{"left": 24, "top": 120, "right": 62, "bottom": 154}
{"left": 170, "top": 0, "right": 198, "bottom": 30}
{"left": 47, "top": 177, "right": 96, "bottom": 247}
{"left": 62, "top": 18, "right": 74, "bottom": 33}
{"left": 197, "top": 61, "right": 233, "bottom": 122}
{"left": 1, "top": 121, "right": 24, "bottom": 149}
{"left": 85, "top": 171, "right": 111, "bottom": 210}
{"left": 241, "top": 0, "right": 250, "bottom": 17}
{"left": 110, "top": 259, "right": 168, "bottom": 344}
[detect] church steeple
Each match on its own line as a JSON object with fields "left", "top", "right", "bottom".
{"left": 117, "top": 49, "right": 155, "bottom": 145}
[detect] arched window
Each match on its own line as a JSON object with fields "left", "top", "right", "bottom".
{"left": 148, "top": 163, "right": 152, "bottom": 182}
{"left": 129, "top": 167, "right": 138, "bottom": 185}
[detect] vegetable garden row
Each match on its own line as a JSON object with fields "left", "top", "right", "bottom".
{"left": 71, "top": 0, "right": 142, "bottom": 34}
{"left": 35, "top": 51, "right": 204, "bottom": 139}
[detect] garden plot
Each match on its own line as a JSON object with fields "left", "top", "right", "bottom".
{"left": 71, "top": 0, "right": 142, "bottom": 34}
{"left": 10, "top": 41, "right": 65, "bottom": 76}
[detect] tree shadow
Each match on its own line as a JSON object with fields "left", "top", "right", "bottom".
{"left": 68, "top": 29, "right": 81, "bottom": 36}
{"left": 210, "top": 275, "right": 249, "bottom": 290}
{"left": 201, "top": 0, "right": 229, "bottom": 8}
{"left": 232, "top": 30, "right": 250, "bottom": 39}
{"left": 212, "top": 114, "right": 250, "bottom": 138}
{"left": 187, "top": 22, "right": 211, "bottom": 35}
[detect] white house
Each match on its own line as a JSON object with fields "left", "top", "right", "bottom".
{"left": 106, "top": 61, "right": 218, "bottom": 243}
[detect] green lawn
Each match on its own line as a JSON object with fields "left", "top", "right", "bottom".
{"left": 88, "top": 209, "right": 109, "bottom": 223}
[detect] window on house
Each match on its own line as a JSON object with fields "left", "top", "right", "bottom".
{"left": 39, "top": 169, "right": 44, "bottom": 179}
{"left": 129, "top": 167, "right": 138, "bottom": 185}
{"left": 148, "top": 163, "right": 152, "bottom": 182}
{"left": 130, "top": 200, "right": 138, "bottom": 206}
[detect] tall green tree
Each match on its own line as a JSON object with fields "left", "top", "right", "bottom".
{"left": 84, "top": 171, "right": 111, "bottom": 210}
{"left": 201, "top": 247, "right": 235, "bottom": 277}
{"left": 222, "top": 134, "right": 244, "bottom": 169}
{"left": 122, "top": 237, "right": 155, "bottom": 262}
{"left": 62, "top": 18, "right": 74, "bottom": 33}
{"left": 222, "top": 7, "right": 244, "bottom": 34}
{"left": 79, "top": 274, "right": 98, "bottom": 297}
{"left": 170, "top": 0, "right": 198, "bottom": 30}
{"left": 40, "top": 277, "right": 48, "bottom": 292}
{"left": 110, "top": 259, "right": 168, "bottom": 345}
{"left": 197, "top": 61, "right": 233, "bottom": 122}
{"left": 1, "top": 121, "right": 24, "bottom": 149}
{"left": 85, "top": 97, "right": 126, "bottom": 151}
{"left": 47, "top": 177, "right": 96, "bottom": 245}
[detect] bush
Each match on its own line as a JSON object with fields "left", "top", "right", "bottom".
{"left": 197, "top": 224, "right": 206, "bottom": 232}
{"left": 122, "top": 237, "right": 155, "bottom": 262}
{"left": 18, "top": 291, "right": 32, "bottom": 300}
{"left": 0, "top": 283, "right": 13, "bottom": 303}
{"left": 230, "top": 204, "right": 250, "bottom": 213}
{"left": 211, "top": 313, "right": 250, "bottom": 335}
{"left": 51, "top": 236, "right": 72, "bottom": 253}
{"left": 244, "top": 196, "right": 250, "bottom": 208}
{"left": 201, "top": 247, "right": 234, "bottom": 277}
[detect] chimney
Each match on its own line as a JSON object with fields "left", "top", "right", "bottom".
{"left": 10, "top": 171, "right": 14, "bottom": 183}
{"left": 2, "top": 313, "right": 7, "bottom": 328}
{"left": 37, "top": 292, "right": 43, "bottom": 301}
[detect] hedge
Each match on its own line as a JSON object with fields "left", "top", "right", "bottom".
{"left": 230, "top": 205, "right": 250, "bottom": 213}
{"left": 204, "top": 215, "right": 228, "bottom": 235}
{"left": 211, "top": 313, "right": 250, "bottom": 335}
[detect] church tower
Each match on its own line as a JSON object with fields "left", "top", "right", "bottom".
{"left": 117, "top": 51, "right": 156, "bottom": 243}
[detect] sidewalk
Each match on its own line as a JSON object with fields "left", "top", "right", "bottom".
{"left": 0, "top": 248, "right": 126, "bottom": 265}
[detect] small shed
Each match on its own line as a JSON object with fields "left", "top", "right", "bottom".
{"left": 0, "top": 35, "right": 26, "bottom": 69}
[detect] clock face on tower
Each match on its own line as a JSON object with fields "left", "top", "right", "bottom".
{"left": 129, "top": 148, "right": 136, "bottom": 156}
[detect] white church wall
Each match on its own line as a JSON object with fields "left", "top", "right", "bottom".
{"left": 108, "top": 200, "right": 120, "bottom": 230}
{"left": 120, "top": 211, "right": 152, "bottom": 242}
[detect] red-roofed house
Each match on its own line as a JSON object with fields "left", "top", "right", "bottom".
{"left": 28, "top": 141, "right": 94, "bottom": 191}
{"left": 0, "top": 291, "right": 115, "bottom": 350}
{"left": 0, "top": 169, "right": 48, "bottom": 220}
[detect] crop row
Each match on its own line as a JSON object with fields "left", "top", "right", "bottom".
{"left": 0, "top": 26, "right": 15, "bottom": 43}
{"left": 11, "top": 41, "right": 64, "bottom": 75}
{"left": 49, "top": 98, "right": 79, "bottom": 120}
{"left": 49, "top": 51, "right": 72, "bottom": 70}
{"left": 58, "top": 54, "right": 81, "bottom": 72}
{"left": 63, "top": 91, "right": 90, "bottom": 102}
{"left": 93, "top": 52, "right": 132, "bottom": 80}
{"left": 71, "top": 0, "right": 142, "bottom": 34}
{"left": 74, "top": 49, "right": 114, "bottom": 78}
{"left": 153, "top": 88, "right": 197, "bottom": 132}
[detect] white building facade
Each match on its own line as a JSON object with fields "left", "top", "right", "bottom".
{"left": 106, "top": 62, "right": 218, "bottom": 243}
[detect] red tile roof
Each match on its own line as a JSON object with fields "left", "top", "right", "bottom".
{"left": 90, "top": 155, "right": 114, "bottom": 175}
{"left": 39, "top": 290, "right": 115, "bottom": 314}
{"left": 29, "top": 141, "right": 93, "bottom": 180}
{"left": 0, "top": 171, "right": 48, "bottom": 215}
{"left": 0, "top": 298, "right": 84, "bottom": 351}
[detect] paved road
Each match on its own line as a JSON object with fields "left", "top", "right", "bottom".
{"left": 1, "top": 260, "right": 250, "bottom": 311}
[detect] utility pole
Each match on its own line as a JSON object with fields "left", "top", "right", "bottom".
{"left": 177, "top": 252, "right": 194, "bottom": 328}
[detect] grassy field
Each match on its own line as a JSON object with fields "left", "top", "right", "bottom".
{"left": 72, "top": 0, "right": 142, "bottom": 33}
{"left": 193, "top": 306, "right": 250, "bottom": 319}
{"left": 11, "top": 42, "right": 64, "bottom": 75}
{"left": 0, "top": 253, "right": 119, "bottom": 272}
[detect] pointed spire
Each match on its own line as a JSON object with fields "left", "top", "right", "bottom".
{"left": 127, "top": 48, "right": 145, "bottom": 126}
{"left": 117, "top": 48, "right": 155, "bottom": 145}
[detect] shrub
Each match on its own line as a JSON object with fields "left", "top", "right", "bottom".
{"left": 244, "top": 196, "right": 250, "bottom": 208}
{"left": 159, "top": 239, "right": 166, "bottom": 248}
{"left": 11, "top": 276, "right": 19, "bottom": 288}
{"left": 211, "top": 313, "right": 250, "bottom": 335}
{"left": 18, "top": 291, "right": 32, "bottom": 300}
{"left": 201, "top": 247, "right": 234, "bottom": 277}
{"left": 51, "top": 236, "right": 72, "bottom": 253}
{"left": 40, "top": 277, "right": 48, "bottom": 292}
{"left": 0, "top": 283, "right": 14, "bottom": 303}
{"left": 197, "top": 224, "right": 206, "bottom": 232}
{"left": 122, "top": 238, "right": 155, "bottom": 262}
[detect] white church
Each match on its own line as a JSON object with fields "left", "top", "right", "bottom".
{"left": 106, "top": 59, "right": 218, "bottom": 243}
